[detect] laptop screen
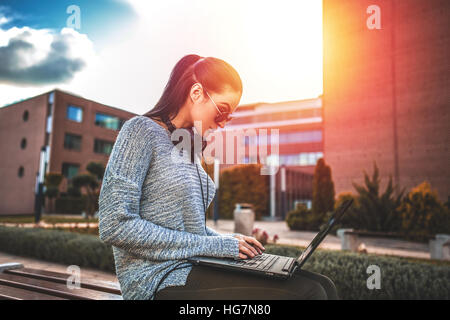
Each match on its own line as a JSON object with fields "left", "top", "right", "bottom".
{"left": 296, "top": 199, "right": 353, "bottom": 266}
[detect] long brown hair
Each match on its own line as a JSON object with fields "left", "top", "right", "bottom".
{"left": 143, "top": 54, "right": 242, "bottom": 123}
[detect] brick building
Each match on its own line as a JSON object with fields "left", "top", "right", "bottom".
{"left": 0, "top": 89, "right": 137, "bottom": 215}
{"left": 216, "top": 98, "right": 323, "bottom": 175}
{"left": 323, "top": 0, "right": 449, "bottom": 202}
{"left": 212, "top": 98, "right": 323, "bottom": 217}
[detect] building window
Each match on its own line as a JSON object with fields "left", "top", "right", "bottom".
{"left": 95, "top": 113, "right": 125, "bottom": 131}
{"left": 62, "top": 163, "right": 80, "bottom": 180}
{"left": 94, "top": 139, "right": 113, "bottom": 155}
{"left": 243, "top": 130, "right": 322, "bottom": 146}
{"left": 67, "top": 105, "right": 83, "bottom": 122}
{"left": 23, "top": 110, "right": 29, "bottom": 122}
{"left": 48, "top": 92, "right": 54, "bottom": 105}
{"left": 64, "top": 133, "right": 82, "bottom": 151}
{"left": 18, "top": 166, "right": 24, "bottom": 178}
{"left": 46, "top": 115, "right": 53, "bottom": 134}
{"left": 268, "top": 152, "right": 324, "bottom": 166}
{"left": 281, "top": 131, "right": 322, "bottom": 144}
{"left": 47, "top": 92, "right": 54, "bottom": 116}
{"left": 20, "top": 138, "right": 27, "bottom": 149}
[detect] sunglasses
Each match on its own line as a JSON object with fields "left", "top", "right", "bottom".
{"left": 202, "top": 86, "right": 234, "bottom": 124}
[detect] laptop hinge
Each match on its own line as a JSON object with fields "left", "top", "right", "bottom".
{"left": 282, "top": 258, "right": 296, "bottom": 272}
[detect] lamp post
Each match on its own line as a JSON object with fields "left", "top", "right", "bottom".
{"left": 34, "top": 146, "right": 47, "bottom": 223}
{"left": 281, "top": 164, "right": 287, "bottom": 220}
{"left": 213, "top": 157, "right": 220, "bottom": 226}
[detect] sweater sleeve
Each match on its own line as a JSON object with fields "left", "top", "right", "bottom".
{"left": 98, "top": 116, "right": 240, "bottom": 261}
{"left": 205, "top": 226, "right": 239, "bottom": 238}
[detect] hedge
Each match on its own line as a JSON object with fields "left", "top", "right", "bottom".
{"left": 0, "top": 226, "right": 449, "bottom": 299}
{"left": 266, "top": 244, "right": 450, "bottom": 300}
{"left": 0, "top": 226, "right": 114, "bottom": 272}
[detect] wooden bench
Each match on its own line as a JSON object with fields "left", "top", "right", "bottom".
{"left": 0, "top": 263, "right": 122, "bottom": 300}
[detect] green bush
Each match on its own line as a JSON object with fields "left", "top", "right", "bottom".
{"left": 350, "top": 162, "right": 405, "bottom": 232}
{"left": 399, "top": 182, "right": 450, "bottom": 242}
{"left": 1, "top": 226, "right": 449, "bottom": 299}
{"left": 0, "top": 226, "right": 114, "bottom": 272}
{"left": 55, "top": 196, "right": 87, "bottom": 214}
{"left": 265, "top": 244, "right": 450, "bottom": 300}
{"left": 286, "top": 204, "right": 326, "bottom": 231}
{"left": 329, "top": 192, "right": 361, "bottom": 234}
{"left": 216, "top": 164, "right": 269, "bottom": 220}
{"left": 333, "top": 181, "right": 450, "bottom": 242}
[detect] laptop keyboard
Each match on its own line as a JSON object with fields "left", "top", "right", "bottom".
{"left": 229, "top": 254, "right": 279, "bottom": 271}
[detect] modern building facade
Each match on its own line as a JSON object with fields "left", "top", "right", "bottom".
{"left": 0, "top": 89, "right": 137, "bottom": 215}
{"left": 323, "top": 0, "right": 449, "bottom": 202}
{"left": 212, "top": 98, "right": 324, "bottom": 217}
{"left": 216, "top": 97, "right": 324, "bottom": 176}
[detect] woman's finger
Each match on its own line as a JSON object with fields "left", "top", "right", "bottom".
{"left": 238, "top": 241, "right": 254, "bottom": 258}
{"left": 244, "top": 236, "right": 265, "bottom": 254}
{"left": 246, "top": 238, "right": 263, "bottom": 254}
{"left": 240, "top": 240, "right": 257, "bottom": 257}
{"left": 238, "top": 247, "right": 250, "bottom": 259}
{"left": 239, "top": 252, "right": 248, "bottom": 259}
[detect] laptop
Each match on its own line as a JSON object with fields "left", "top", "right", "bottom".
{"left": 188, "top": 199, "right": 353, "bottom": 279}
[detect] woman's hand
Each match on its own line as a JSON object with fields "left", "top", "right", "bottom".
{"left": 233, "top": 234, "right": 266, "bottom": 259}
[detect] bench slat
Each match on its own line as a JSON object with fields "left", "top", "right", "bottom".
{"left": 0, "top": 283, "right": 67, "bottom": 300}
{"left": 0, "top": 273, "right": 122, "bottom": 300}
{"left": 5, "top": 267, "right": 121, "bottom": 295}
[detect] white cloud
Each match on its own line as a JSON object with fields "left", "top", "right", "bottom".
{"left": 1, "top": 0, "right": 323, "bottom": 113}
{"left": 0, "top": 16, "right": 9, "bottom": 26}
{"left": 0, "top": 25, "right": 99, "bottom": 106}
{"left": 0, "top": 26, "right": 97, "bottom": 86}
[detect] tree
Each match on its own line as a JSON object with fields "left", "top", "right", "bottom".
{"left": 44, "top": 173, "right": 64, "bottom": 213}
{"left": 71, "top": 162, "right": 105, "bottom": 219}
{"left": 312, "top": 158, "right": 335, "bottom": 221}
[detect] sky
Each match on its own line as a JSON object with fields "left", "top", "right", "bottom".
{"left": 0, "top": 0, "right": 323, "bottom": 115}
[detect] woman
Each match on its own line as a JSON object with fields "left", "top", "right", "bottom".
{"left": 98, "top": 54, "right": 338, "bottom": 300}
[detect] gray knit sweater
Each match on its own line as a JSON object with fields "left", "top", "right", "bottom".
{"left": 98, "top": 115, "right": 240, "bottom": 300}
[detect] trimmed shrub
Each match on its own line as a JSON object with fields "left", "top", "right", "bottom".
{"left": 0, "top": 226, "right": 114, "bottom": 272}
{"left": 265, "top": 244, "right": 450, "bottom": 300}
{"left": 329, "top": 192, "right": 361, "bottom": 234}
{"left": 1, "top": 226, "right": 449, "bottom": 299}
{"left": 216, "top": 164, "right": 269, "bottom": 220}
{"left": 286, "top": 203, "right": 326, "bottom": 231}
{"left": 312, "top": 158, "right": 335, "bottom": 217}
